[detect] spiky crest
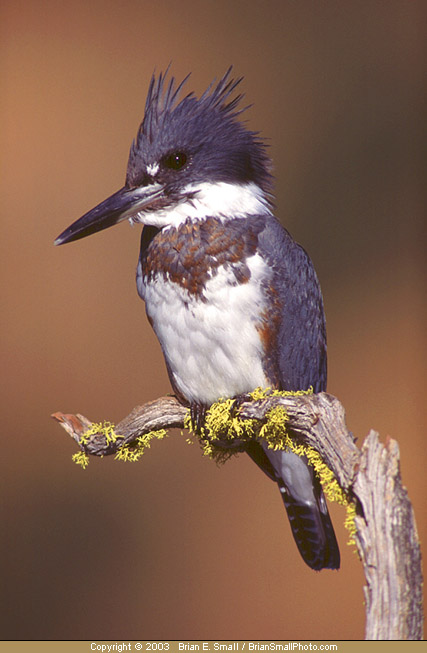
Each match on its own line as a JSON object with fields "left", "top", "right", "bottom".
{"left": 132, "top": 67, "right": 248, "bottom": 152}
{"left": 125, "top": 67, "right": 273, "bottom": 197}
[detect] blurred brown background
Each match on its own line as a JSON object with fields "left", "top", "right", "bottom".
{"left": 1, "top": 0, "right": 425, "bottom": 641}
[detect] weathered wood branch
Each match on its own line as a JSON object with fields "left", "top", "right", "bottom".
{"left": 52, "top": 392, "right": 423, "bottom": 640}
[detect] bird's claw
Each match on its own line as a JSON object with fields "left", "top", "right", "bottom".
{"left": 229, "top": 392, "right": 252, "bottom": 419}
{"left": 190, "top": 402, "right": 208, "bottom": 434}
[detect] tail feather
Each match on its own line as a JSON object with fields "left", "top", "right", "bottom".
{"left": 247, "top": 443, "right": 340, "bottom": 570}
{"left": 277, "top": 475, "right": 340, "bottom": 570}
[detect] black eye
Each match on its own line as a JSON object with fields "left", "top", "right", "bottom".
{"left": 163, "top": 152, "right": 187, "bottom": 170}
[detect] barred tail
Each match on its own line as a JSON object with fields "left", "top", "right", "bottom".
{"left": 277, "top": 473, "right": 340, "bottom": 570}
{"left": 247, "top": 442, "right": 340, "bottom": 570}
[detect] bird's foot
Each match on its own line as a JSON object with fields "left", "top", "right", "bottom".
{"left": 189, "top": 402, "right": 208, "bottom": 435}
{"left": 230, "top": 392, "right": 252, "bottom": 419}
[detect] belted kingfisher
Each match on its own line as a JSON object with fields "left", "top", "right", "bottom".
{"left": 55, "top": 68, "right": 340, "bottom": 571}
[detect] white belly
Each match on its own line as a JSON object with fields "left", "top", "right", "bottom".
{"left": 138, "top": 253, "right": 270, "bottom": 404}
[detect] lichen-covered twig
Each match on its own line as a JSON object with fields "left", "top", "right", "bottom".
{"left": 52, "top": 390, "right": 423, "bottom": 640}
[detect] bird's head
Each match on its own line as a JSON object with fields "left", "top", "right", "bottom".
{"left": 55, "top": 67, "right": 273, "bottom": 246}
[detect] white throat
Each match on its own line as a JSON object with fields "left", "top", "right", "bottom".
{"left": 129, "top": 181, "right": 272, "bottom": 229}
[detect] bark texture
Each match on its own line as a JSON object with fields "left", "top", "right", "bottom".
{"left": 52, "top": 392, "right": 423, "bottom": 640}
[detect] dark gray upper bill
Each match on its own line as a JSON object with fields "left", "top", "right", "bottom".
{"left": 54, "top": 184, "right": 163, "bottom": 245}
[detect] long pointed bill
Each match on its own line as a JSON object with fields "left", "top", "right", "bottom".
{"left": 54, "top": 183, "right": 164, "bottom": 246}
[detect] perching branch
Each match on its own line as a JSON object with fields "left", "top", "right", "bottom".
{"left": 52, "top": 392, "right": 423, "bottom": 640}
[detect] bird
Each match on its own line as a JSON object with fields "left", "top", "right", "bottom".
{"left": 55, "top": 67, "right": 340, "bottom": 571}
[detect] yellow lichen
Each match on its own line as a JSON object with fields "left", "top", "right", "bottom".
{"left": 72, "top": 421, "right": 122, "bottom": 468}
{"left": 71, "top": 386, "right": 358, "bottom": 545}
{"left": 344, "top": 501, "right": 358, "bottom": 546}
{"left": 185, "top": 397, "right": 258, "bottom": 463}
{"left": 185, "top": 386, "right": 357, "bottom": 546}
{"left": 259, "top": 405, "right": 289, "bottom": 451}
{"left": 250, "top": 386, "right": 314, "bottom": 401}
{"left": 79, "top": 421, "right": 123, "bottom": 446}
{"left": 114, "top": 429, "right": 168, "bottom": 462}
{"left": 279, "top": 424, "right": 357, "bottom": 545}
{"left": 72, "top": 451, "right": 90, "bottom": 469}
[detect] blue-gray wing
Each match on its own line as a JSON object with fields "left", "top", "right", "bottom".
{"left": 257, "top": 216, "right": 327, "bottom": 393}
{"left": 249, "top": 216, "right": 339, "bottom": 570}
